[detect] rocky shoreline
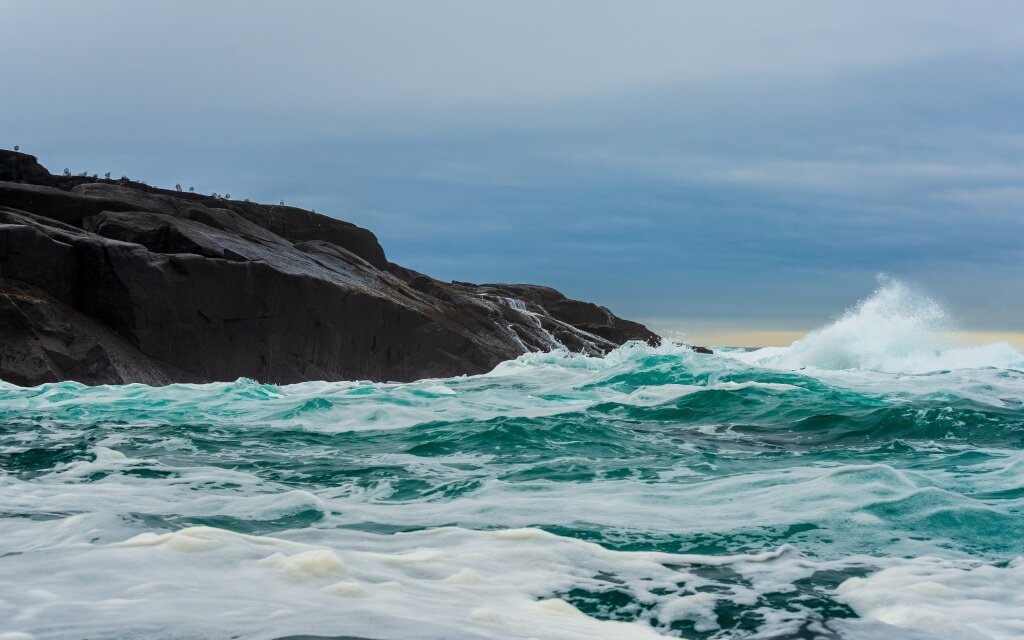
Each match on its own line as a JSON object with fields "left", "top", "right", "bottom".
{"left": 0, "top": 149, "right": 684, "bottom": 387}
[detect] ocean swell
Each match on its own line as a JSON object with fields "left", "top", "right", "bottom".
{"left": 1, "top": 283, "right": 1023, "bottom": 639}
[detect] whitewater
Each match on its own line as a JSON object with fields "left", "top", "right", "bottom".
{"left": 1, "top": 281, "right": 1022, "bottom": 640}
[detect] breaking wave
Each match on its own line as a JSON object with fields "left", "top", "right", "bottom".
{"left": 1, "top": 280, "right": 1022, "bottom": 640}
{"left": 734, "top": 278, "right": 1023, "bottom": 373}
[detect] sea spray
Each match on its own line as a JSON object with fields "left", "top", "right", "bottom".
{"left": 736, "top": 278, "right": 1022, "bottom": 373}
{"left": 1, "top": 282, "right": 1022, "bottom": 639}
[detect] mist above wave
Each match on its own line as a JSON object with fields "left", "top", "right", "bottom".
{"left": 732, "top": 278, "right": 1023, "bottom": 374}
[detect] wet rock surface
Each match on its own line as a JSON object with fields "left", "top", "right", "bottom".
{"left": 0, "top": 150, "right": 669, "bottom": 386}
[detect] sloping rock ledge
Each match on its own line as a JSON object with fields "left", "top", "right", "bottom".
{"left": 0, "top": 149, "right": 681, "bottom": 386}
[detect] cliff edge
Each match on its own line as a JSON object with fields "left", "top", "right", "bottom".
{"left": 0, "top": 150, "right": 666, "bottom": 386}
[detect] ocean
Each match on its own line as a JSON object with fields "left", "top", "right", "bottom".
{"left": 1, "top": 281, "right": 1022, "bottom": 640}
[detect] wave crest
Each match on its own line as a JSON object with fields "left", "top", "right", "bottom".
{"left": 734, "top": 278, "right": 1023, "bottom": 373}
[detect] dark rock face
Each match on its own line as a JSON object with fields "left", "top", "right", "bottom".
{"left": 0, "top": 149, "right": 668, "bottom": 386}
{"left": 0, "top": 151, "right": 52, "bottom": 184}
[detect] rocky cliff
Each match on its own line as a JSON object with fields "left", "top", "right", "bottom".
{"left": 0, "top": 150, "right": 668, "bottom": 386}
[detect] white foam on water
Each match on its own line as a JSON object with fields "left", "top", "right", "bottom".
{"left": 1, "top": 280, "right": 1023, "bottom": 639}
{"left": 0, "top": 342, "right": 808, "bottom": 437}
{"left": 2, "top": 450, "right": 1017, "bottom": 636}
{"left": 1, "top": 523, "right": 1018, "bottom": 640}
{"left": 2, "top": 430, "right": 1018, "bottom": 563}
{"left": 731, "top": 278, "right": 1024, "bottom": 375}
{"left": 0, "top": 525, "right": 724, "bottom": 639}
{"left": 837, "top": 556, "right": 1024, "bottom": 640}
{"left": 622, "top": 380, "right": 802, "bottom": 407}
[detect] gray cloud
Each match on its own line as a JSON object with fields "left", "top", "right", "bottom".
{"left": 3, "top": 1, "right": 1023, "bottom": 332}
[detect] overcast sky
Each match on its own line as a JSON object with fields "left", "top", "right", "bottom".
{"left": 4, "top": 1, "right": 1023, "bottom": 333}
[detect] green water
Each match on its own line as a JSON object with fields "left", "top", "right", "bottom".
{"left": 2, "top": 337, "right": 1023, "bottom": 639}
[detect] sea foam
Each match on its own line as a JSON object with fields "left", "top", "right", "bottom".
{"left": 733, "top": 278, "right": 1024, "bottom": 374}
{"left": 1, "top": 281, "right": 1022, "bottom": 639}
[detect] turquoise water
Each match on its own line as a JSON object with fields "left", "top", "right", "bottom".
{"left": 1, "top": 282, "right": 1023, "bottom": 640}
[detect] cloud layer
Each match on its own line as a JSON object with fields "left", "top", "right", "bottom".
{"left": 4, "top": 1, "right": 1023, "bottom": 330}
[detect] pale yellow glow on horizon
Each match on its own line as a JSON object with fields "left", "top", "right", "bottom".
{"left": 643, "top": 319, "right": 1024, "bottom": 350}
{"left": 948, "top": 332, "right": 1024, "bottom": 349}
{"left": 668, "top": 329, "right": 1024, "bottom": 350}
{"left": 680, "top": 330, "right": 804, "bottom": 348}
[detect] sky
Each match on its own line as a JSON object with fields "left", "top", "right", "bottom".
{"left": 3, "top": 1, "right": 1024, "bottom": 341}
